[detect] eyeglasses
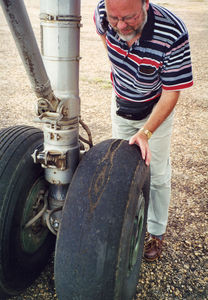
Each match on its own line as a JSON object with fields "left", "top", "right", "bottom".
{"left": 107, "top": 7, "right": 143, "bottom": 26}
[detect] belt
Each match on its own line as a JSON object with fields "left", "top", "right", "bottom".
{"left": 115, "top": 95, "right": 160, "bottom": 121}
{"left": 116, "top": 110, "right": 146, "bottom": 120}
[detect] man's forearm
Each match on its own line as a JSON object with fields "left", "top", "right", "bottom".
{"left": 100, "top": 34, "right": 107, "bottom": 49}
{"left": 129, "top": 89, "right": 180, "bottom": 165}
{"left": 142, "top": 89, "right": 180, "bottom": 134}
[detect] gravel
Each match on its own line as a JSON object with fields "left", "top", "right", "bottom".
{"left": 0, "top": 0, "right": 207, "bottom": 299}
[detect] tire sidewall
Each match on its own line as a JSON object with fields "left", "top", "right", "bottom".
{"left": 55, "top": 139, "right": 149, "bottom": 300}
{"left": 0, "top": 127, "right": 54, "bottom": 294}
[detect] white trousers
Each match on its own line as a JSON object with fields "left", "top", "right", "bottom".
{"left": 111, "top": 94, "right": 174, "bottom": 235}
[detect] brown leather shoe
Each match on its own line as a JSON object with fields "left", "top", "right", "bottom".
{"left": 144, "top": 234, "right": 164, "bottom": 262}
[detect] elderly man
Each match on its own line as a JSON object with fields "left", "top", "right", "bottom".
{"left": 94, "top": 0, "right": 193, "bottom": 261}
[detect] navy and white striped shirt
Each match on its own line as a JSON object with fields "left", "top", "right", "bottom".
{"left": 94, "top": 1, "right": 193, "bottom": 113}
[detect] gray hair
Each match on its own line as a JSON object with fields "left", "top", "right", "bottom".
{"left": 105, "top": 0, "right": 146, "bottom": 4}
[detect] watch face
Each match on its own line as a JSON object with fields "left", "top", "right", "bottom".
{"left": 140, "top": 128, "right": 152, "bottom": 139}
{"left": 144, "top": 129, "right": 152, "bottom": 139}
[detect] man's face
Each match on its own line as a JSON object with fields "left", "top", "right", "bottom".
{"left": 106, "top": 0, "right": 149, "bottom": 41}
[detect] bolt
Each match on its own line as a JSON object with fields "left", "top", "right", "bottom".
{"left": 53, "top": 220, "right": 59, "bottom": 229}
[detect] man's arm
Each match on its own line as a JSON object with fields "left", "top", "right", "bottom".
{"left": 129, "top": 89, "right": 180, "bottom": 166}
{"left": 100, "top": 34, "right": 107, "bottom": 49}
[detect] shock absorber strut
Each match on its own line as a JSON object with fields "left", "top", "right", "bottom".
{"left": 34, "top": 0, "right": 82, "bottom": 231}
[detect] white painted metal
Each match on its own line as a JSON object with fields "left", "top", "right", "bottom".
{"left": 39, "top": 0, "right": 81, "bottom": 184}
{"left": 40, "top": 0, "right": 80, "bottom": 17}
{"left": 40, "top": 0, "right": 81, "bottom": 119}
{"left": 43, "top": 123, "right": 80, "bottom": 184}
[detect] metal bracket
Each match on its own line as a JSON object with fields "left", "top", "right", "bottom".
{"left": 32, "top": 149, "right": 68, "bottom": 170}
{"left": 40, "top": 13, "right": 81, "bottom": 23}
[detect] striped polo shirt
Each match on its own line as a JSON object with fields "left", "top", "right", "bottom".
{"left": 94, "top": 0, "right": 193, "bottom": 114}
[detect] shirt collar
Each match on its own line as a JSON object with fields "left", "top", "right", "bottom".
{"left": 140, "top": 3, "right": 154, "bottom": 41}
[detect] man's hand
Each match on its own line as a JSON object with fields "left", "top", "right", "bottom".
{"left": 129, "top": 130, "right": 151, "bottom": 166}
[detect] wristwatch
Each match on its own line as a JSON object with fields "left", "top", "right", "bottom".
{"left": 139, "top": 127, "right": 152, "bottom": 139}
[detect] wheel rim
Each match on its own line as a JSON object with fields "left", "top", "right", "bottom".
{"left": 128, "top": 193, "right": 145, "bottom": 272}
{"left": 20, "top": 177, "right": 49, "bottom": 254}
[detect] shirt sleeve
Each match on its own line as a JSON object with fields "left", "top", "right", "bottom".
{"left": 94, "top": 0, "right": 108, "bottom": 36}
{"left": 161, "top": 31, "right": 193, "bottom": 91}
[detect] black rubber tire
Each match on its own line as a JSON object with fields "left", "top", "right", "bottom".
{"left": 55, "top": 139, "right": 150, "bottom": 300}
{"left": 0, "top": 126, "right": 54, "bottom": 298}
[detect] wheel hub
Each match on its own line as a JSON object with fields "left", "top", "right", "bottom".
{"left": 20, "top": 177, "right": 49, "bottom": 254}
{"left": 129, "top": 193, "right": 145, "bottom": 271}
